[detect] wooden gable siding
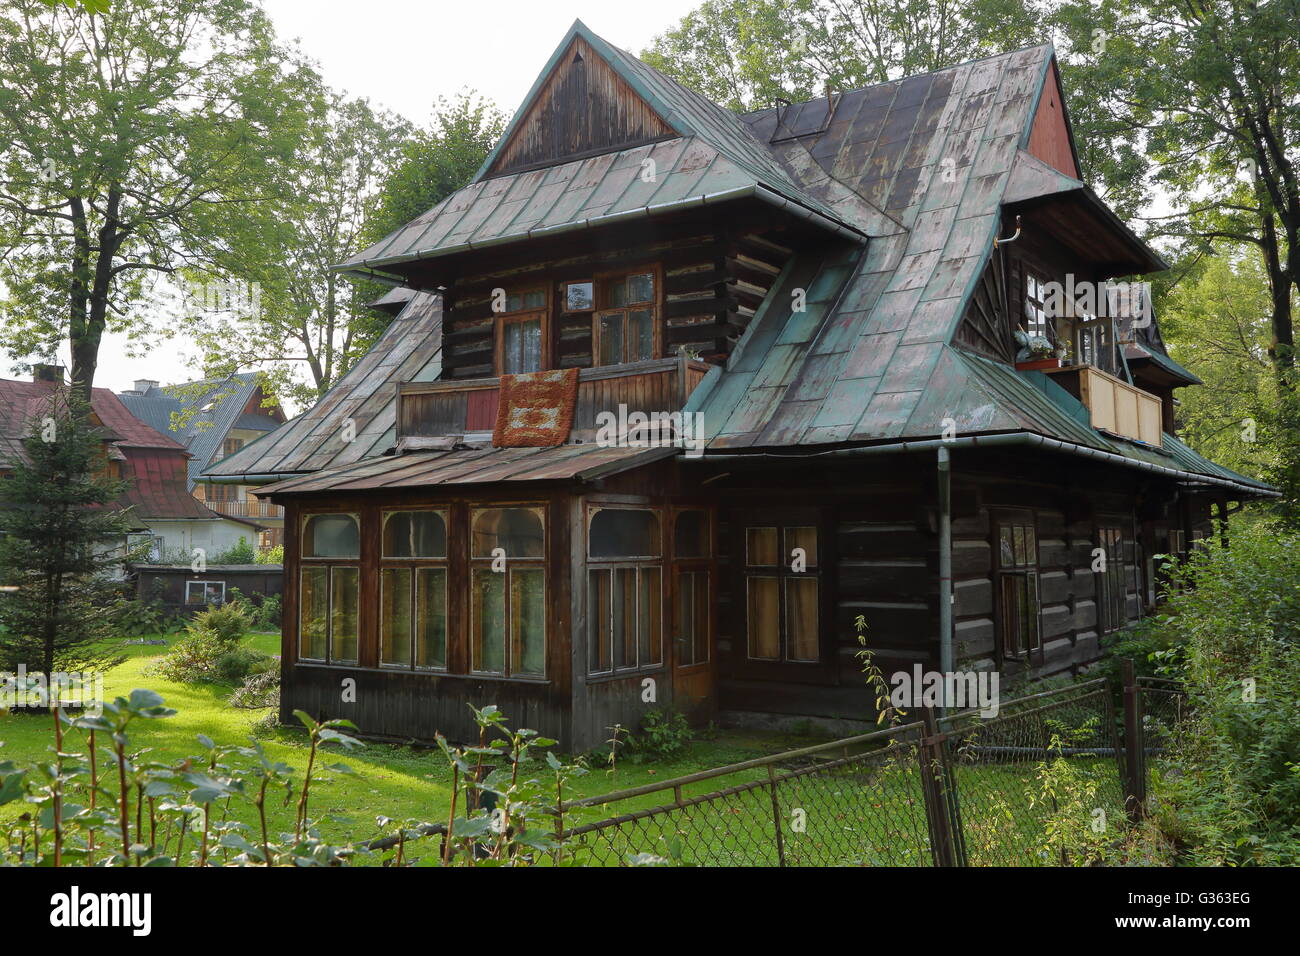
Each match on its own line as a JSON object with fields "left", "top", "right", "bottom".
{"left": 954, "top": 255, "right": 1014, "bottom": 363}
{"left": 1026, "top": 60, "right": 1080, "bottom": 179}
{"left": 487, "top": 36, "right": 675, "bottom": 178}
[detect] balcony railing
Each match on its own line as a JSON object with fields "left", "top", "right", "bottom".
{"left": 205, "top": 497, "right": 284, "bottom": 520}
{"left": 1043, "top": 363, "right": 1162, "bottom": 447}
{"left": 397, "top": 355, "right": 712, "bottom": 442}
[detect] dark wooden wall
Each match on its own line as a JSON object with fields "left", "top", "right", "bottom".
{"left": 132, "top": 566, "right": 282, "bottom": 616}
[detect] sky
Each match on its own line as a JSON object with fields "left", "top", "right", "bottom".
{"left": 69, "top": 0, "right": 704, "bottom": 399}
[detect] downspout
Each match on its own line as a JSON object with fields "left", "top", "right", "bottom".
{"left": 937, "top": 447, "right": 954, "bottom": 697}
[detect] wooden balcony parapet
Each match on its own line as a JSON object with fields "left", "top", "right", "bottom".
{"left": 1043, "top": 363, "right": 1162, "bottom": 447}
{"left": 397, "top": 356, "right": 712, "bottom": 441}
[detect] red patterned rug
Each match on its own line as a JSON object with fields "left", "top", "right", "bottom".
{"left": 492, "top": 368, "right": 580, "bottom": 447}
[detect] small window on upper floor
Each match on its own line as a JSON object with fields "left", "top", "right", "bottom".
{"left": 1024, "top": 273, "right": 1050, "bottom": 339}
{"left": 596, "top": 269, "right": 657, "bottom": 366}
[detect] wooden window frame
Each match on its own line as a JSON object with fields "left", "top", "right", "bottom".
{"left": 586, "top": 504, "right": 664, "bottom": 677}
{"left": 742, "top": 522, "right": 821, "bottom": 666}
{"left": 670, "top": 506, "right": 712, "bottom": 670}
{"left": 592, "top": 263, "right": 662, "bottom": 367}
{"left": 1096, "top": 521, "right": 1128, "bottom": 634}
{"left": 493, "top": 285, "right": 550, "bottom": 376}
{"left": 185, "top": 579, "right": 225, "bottom": 606}
{"left": 379, "top": 509, "right": 449, "bottom": 672}
{"left": 561, "top": 278, "right": 595, "bottom": 314}
{"left": 469, "top": 504, "right": 547, "bottom": 680}
{"left": 993, "top": 512, "right": 1041, "bottom": 661}
{"left": 299, "top": 511, "right": 361, "bottom": 665}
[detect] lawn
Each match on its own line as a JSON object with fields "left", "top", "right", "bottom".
{"left": 1, "top": 635, "right": 1121, "bottom": 865}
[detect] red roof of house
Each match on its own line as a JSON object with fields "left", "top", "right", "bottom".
{"left": 0, "top": 377, "right": 220, "bottom": 520}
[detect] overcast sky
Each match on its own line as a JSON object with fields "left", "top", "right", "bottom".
{"left": 71, "top": 0, "right": 703, "bottom": 398}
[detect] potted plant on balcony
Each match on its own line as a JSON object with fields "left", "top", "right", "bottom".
{"left": 1013, "top": 331, "right": 1066, "bottom": 371}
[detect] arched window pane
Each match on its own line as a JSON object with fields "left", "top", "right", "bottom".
{"left": 383, "top": 511, "right": 447, "bottom": 558}
{"left": 302, "top": 514, "right": 359, "bottom": 558}
{"left": 472, "top": 508, "right": 544, "bottom": 558}
{"left": 674, "top": 510, "right": 708, "bottom": 558}
{"left": 589, "top": 508, "right": 660, "bottom": 558}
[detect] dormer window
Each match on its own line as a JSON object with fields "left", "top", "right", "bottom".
{"left": 495, "top": 287, "right": 547, "bottom": 376}
{"left": 1024, "top": 273, "right": 1050, "bottom": 339}
{"left": 595, "top": 269, "right": 658, "bottom": 366}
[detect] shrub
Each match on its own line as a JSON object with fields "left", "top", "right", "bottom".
{"left": 256, "top": 544, "right": 284, "bottom": 565}
{"left": 210, "top": 537, "right": 256, "bottom": 565}
{"left": 231, "top": 668, "right": 280, "bottom": 709}
{"left": 151, "top": 602, "right": 254, "bottom": 684}
{"left": 626, "top": 708, "right": 691, "bottom": 762}
{"left": 214, "top": 646, "right": 275, "bottom": 685}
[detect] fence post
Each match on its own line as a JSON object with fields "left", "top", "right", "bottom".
{"left": 766, "top": 764, "right": 786, "bottom": 868}
{"left": 919, "top": 710, "right": 964, "bottom": 866}
{"left": 1121, "top": 659, "right": 1146, "bottom": 822}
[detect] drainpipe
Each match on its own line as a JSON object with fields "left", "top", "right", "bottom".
{"left": 937, "top": 447, "right": 954, "bottom": 694}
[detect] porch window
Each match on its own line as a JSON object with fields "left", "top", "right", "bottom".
{"left": 995, "top": 518, "right": 1040, "bottom": 658}
{"left": 495, "top": 288, "right": 547, "bottom": 376}
{"left": 1097, "top": 524, "right": 1128, "bottom": 633}
{"left": 300, "top": 513, "right": 359, "bottom": 664}
{"left": 744, "top": 525, "right": 819, "bottom": 663}
{"left": 470, "top": 507, "right": 546, "bottom": 677}
{"left": 380, "top": 511, "right": 448, "bottom": 669}
{"left": 595, "top": 270, "right": 656, "bottom": 365}
{"left": 588, "top": 508, "right": 663, "bottom": 674}
{"left": 673, "top": 510, "right": 710, "bottom": 667}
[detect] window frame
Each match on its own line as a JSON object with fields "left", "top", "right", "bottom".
{"left": 379, "top": 509, "right": 449, "bottom": 672}
{"left": 1096, "top": 521, "right": 1129, "bottom": 634}
{"left": 185, "top": 579, "right": 226, "bottom": 606}
{"left": 298, "top": 511, "right": 361, "bottom": 666}
{"left": 741, "top": 520, "right": 822, "bottom": 667}
{"left": 469, "top": 504, "right": 547, "bottom": 679}
{"left": 592, "top": 264, "right": 662, "bottom": 367}
{"left": 993, "top": 512, "right": 1042, "bottom": 661}
{"left": 670, "top": 507, "right": 712, "bottom": 670}
{"left": 493, "top": 285, "right": 550, "bottom": 376}
{"left": 586, "top": 504, "right": 665, "bottom": 678}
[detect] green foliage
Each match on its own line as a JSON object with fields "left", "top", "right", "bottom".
{"left": 224, "top": 587, "right": 282, "bottom": 632}
{"left": 256, "top": 544, "right": 284, "bottom": 565}
{"left": 0, "top": 392, "right": 131, "bottom": 680}
{"left": 626, "top": 708, "right": 692, "bottom": 762}
{"left": 1134, "top": 523, "right": 1300, "bottom": 863}
{"left": 210, "top": 537, "right": 257, "bottom": 565}
{"left": 151, "top": 603, "right": 269, "bottom": 685}
{"left": 230, "top": 668, "right": 280, "bottom": 710}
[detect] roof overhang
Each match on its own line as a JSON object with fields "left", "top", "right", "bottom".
{"left": 1005, "top": 186, "right": 1168, "bottom": 277}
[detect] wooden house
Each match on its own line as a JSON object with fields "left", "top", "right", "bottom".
{"left": 204, "top": 21, "right": 1274, "bottom": 748}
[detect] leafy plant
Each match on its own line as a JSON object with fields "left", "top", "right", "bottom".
{"left": 626, "top": 708, "right": 691, "bottom": 762}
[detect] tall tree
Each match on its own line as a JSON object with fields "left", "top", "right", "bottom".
{"left": 0, "top": 391, "right": 130, "bottom": 686}
{"left": 641, "top": 0, "right": 1044, "bottom": 110}
{"left": 0, "top": 0, "right": 315, "bottom": 399}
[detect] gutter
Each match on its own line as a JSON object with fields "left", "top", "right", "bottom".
{"left": 684, "top": 431, "right": 1279, "bottom": 498}
{"left": 203, "top": 473, "right": 308, "bottom": 485}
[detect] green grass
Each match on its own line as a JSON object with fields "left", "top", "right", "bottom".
{"left": 2, "top": 637, "right": 1121, "bottom": 865}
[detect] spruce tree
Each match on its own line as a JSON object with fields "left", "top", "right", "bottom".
{"left": 0, "top": 390, "right": 131, "bottom": 688}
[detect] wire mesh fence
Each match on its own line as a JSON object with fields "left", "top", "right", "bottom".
{"left": 1137, "top": 676, "right": 1189, "bottom": 757}
{"left": 555, "top": 678, "right": 1129, "bottom": 867}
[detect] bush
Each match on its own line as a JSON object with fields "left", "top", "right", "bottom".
{"left": 225, "top": 587, "right": 282, "bottom": 632}
{"left": 210, "top": 537, "right": 256, "bottom": 565}
{"left": 626, "top": 708, "right": 691, "bottom": 762}
{"left": 231, "top": 668, "right": 280, "bottom": 710}
{"left": 256, "top": 544, "right": 284, "bottom": 565}
{"left": 1137, "top": 522, "right": 1300, "bottom": 864}
{"left": 214, "top": 646, "right": 275, "bottom": 684}
{"left": 151, "top": 602, "right": 256, "bottom": 684}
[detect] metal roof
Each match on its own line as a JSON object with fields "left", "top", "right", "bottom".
{"left": 258, "top": 443, "right": 677, "bottom": 497}
{"left": 202, "top": 292, "right": 443, "bottom": 481}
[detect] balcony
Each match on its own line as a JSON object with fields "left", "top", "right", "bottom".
{"left": 397, "top": 355, "right": 712, "bottom": 442}
{"left": 206, "top": 497, "right": 285, "bottom": 520}
{"left": 1042, "top": 364, "right": 1162, "bottom": 447}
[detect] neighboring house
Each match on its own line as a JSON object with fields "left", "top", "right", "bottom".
{"left": 129, "top": 563, "right": 283, "bottom": 616}
{"left": 205, "top": 21, "right": 1275, "bottom": 749}
{"left": 0, "top": 368, "right": 263, "bottom": 563}
{"left": 118, "top": 372, "right": 287, "bottom": 547}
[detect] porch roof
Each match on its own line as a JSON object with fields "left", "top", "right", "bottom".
{"left": 256, "top": 442, "right": 677, "bottom": 496}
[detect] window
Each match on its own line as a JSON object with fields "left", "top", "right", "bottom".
{"left": 299, "top": 513, "right": 360, "bottom": 664}
{"left": 588, "top": 508, "right": 663, "bottom": 674}
{"left": 495, "top": 288, "right": 547, "bottom": 375}
{"left": 744, "top": 524, "right": 819, "bottom": 663}
{"left": 563, "top": 281, "right": 594, "bottom": 312}
{"left": 185, "top": 580, "right": 225, "bottom": 605}
{"left": 470, "top": 507, "right": 545, "bottom": 677}
{"left": 673, "top": 510, "right": 710, "bottom": 667}
{"left": 1097, "top": 524, "right": 1128, "bottom": 634}
{"left": 380, "top": 511, "right": 448, "bottom": 670}
{"left": 126, "top": 533, "right": 163, "bottom": 562}
{"left": 1166, "top": 528, "right": 1186, "bottom": 559}
{"left": 995, "top": 518, "right": 1040, "bottom": 657}
{"left": 1074, "top": 321, "right": 1115, "bottom": 373}
{"left": 1024, "top": 273, "right": 1050, "bottom": 338}
{"left": 595, "top": 270, "right": 656, "bottom": 365}
{"left": 222, "top": 437, "right": 244, "bottom": 458}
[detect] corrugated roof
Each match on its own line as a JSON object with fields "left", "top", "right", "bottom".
{"left": 259, "top": 443, "right": 676, "bottom": 496}
{"left": 203, "top": 291, "right": 443, "bottom": 480}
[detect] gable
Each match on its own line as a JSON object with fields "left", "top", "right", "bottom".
{"left": 486, "top": 35, "right": 675, "bottom": 177}
{"left": 1025, "top": 59, "right": 1080, "bottom": 179}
